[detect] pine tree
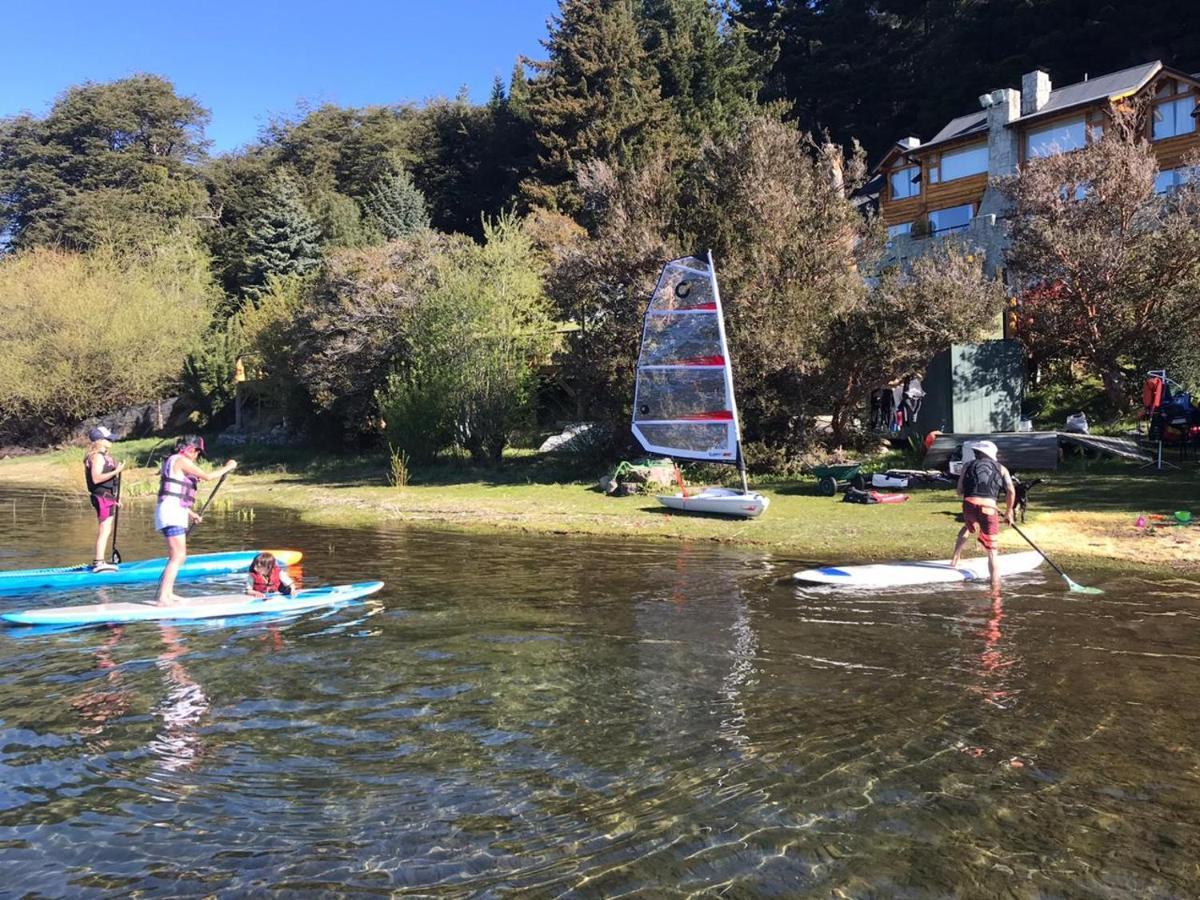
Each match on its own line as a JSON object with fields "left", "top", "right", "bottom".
{"left": 642, "top": 0, "right": 764, "bottom": 138}
{"left": 522, "top": 0, "right": 672, "bottom": 213}
{"left": 364, "top": 168, "right": 431, "bottom": 240}
{"left": 238, "top": 171, "right": 322, "bottom": 299}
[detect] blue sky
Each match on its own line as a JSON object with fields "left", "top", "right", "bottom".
{"left": 1, "top": 0, "right": 560, "bottom": 153}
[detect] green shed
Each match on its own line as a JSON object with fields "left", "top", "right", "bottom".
{"left": 919, "top": 340, "right": 1025, "bottom": 434}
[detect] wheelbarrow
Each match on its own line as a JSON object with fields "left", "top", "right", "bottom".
{"left": 811, "top": 462, "right": 867, "bottom": 496}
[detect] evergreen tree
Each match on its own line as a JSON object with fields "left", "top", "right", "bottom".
{"left": 522, "top": 0, "right": 673, "bottom": 214}
{"left": 364, "top": 168, "right": 430, "bottom": 239}
{"left": 0, "top": 74, "right": 210, "bottom": 251}
{"left": 641, "top": 0, "right": 764, "bottom": 138}
{"left": 238, "top": 171, "right": 322, "bottom": 300}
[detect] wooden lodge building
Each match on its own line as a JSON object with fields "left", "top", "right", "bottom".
{"left": 868, "top": 60, "right": 1199, "bottom": 436}
{"left": 876, "top": 60, "right": 1200, "bottom": 273}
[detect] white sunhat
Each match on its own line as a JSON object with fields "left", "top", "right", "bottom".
{"left": 971, "top": 439, "right": 999, "bottom": 459}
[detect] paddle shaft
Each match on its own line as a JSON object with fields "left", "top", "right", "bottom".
{"left": 187, "top": 470, "right": 230, "bottom": 535}
{"left": 1010, "top": 522, "right": 1072, "bottom": 582}
{"left": 109, "top": 472, "right": 122, "bottom": 565}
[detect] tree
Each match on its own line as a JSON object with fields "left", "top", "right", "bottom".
{"left": 820, "top": 244, "right": 1005, "bottom": 442}
{"left": 0, "top": 246, "right": 212, "bottom": 441}
{"left": 0, "top": 74, "right": 210, "bottom": 251}
{"left": 380, "top": 215, "right": 555, "bottom": 463}
{"left": 237, "top": 171, "right": 323, "bottom": 300}
{"left": 1002, "top": 109, "right": 1200, "bottom": 410}
{"left": 522, "top": 0, "right": 673, "bottom": 213}
{"left": 364, "top": 169, "right": 430, "bottom": 239}
{"left": 641, "top": 0, "right": 764, "bottom": 139}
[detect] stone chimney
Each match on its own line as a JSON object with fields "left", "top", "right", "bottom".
{"left": 978, "top": 88, "right": 1021, "bottom": 219}
{"left": 896, "top": 136, "right": 921, "bottom": 152}
{"left": 1021, "top": 70, "right": 1052, "bottom": 116}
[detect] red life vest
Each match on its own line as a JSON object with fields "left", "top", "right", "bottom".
{"left": 250, "top": 563, "right": 286, "bottom": 594}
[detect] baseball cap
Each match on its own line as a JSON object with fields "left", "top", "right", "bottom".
{"left": 972, "top": 439, "right": 999, "bottom": 459}
{"left": 178, "top": 435, "right": 207, "bottom": 457}
{"left": 88, "top": 426, "right": 116, "bottom": 442}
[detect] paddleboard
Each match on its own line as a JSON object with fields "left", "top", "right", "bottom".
{"left": 793, "top": 551, "right": 1043, "bottom": 587}
{"left": 0, "top": 550, "right": 302, "bottom": 595}
{"left": 2, "top": 581, "right": 384, "bottom": 626}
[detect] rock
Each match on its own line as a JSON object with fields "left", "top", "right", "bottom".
{"left": 77, "top": 398, "right": 183, "bottom": 443}
{"left": 539, "top": 423, "right": 599, "bottom": 454}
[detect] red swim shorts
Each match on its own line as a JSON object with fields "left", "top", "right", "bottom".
{"left": 90, "top": 495, "right": 118, "bottom": 523}
{"left": 963, "top": 501, "right": 999, "bottom": 549}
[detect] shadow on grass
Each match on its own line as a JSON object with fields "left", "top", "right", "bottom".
{"left": 219, "top": 442, "right": 602, "bottom": 490}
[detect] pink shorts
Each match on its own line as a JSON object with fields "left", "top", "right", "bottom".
{"left": 963, "top": 501, "right": 999, "bottom": 549}
{"left": 91, "top": 495, "right": 119, "bottom": 523}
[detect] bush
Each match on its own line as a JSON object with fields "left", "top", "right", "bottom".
{"left": 379, "top": 215, "right": 555, "bottom": 463}
{"left": 0, "top": 246, "right": 212, "bottom": 442}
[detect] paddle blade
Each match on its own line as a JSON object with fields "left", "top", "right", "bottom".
{"left": 1065, "top": 576, "right": 1103, "bottom": 595}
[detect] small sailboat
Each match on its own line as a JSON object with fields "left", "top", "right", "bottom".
{"left": 631, "top": 252, "right": 769, "bottom": 519}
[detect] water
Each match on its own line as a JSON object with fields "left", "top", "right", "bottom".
{"left": 0, "top": 489, "right": 1198, "bottom": 896}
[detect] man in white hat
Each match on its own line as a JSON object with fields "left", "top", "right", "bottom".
{"left": 950, "top": 440, "right": 1016, "bottom": 592}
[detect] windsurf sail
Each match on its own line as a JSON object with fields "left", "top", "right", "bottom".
{"left": 632, "top": 252, "right": 749, "bottom": 489}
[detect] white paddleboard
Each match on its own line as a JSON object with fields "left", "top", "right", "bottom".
{"left": 657, "top": 488, "right": 769, "bottom": 519}
{"left": 2, "top": 581, "right": 384, "bottom": 626}
{"left": 793, "top": 551, "right": 1043, "bottom": 587}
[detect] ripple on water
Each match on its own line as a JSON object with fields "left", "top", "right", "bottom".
{"left": 0, "top": 494, "right": 1198, "bottom": 894}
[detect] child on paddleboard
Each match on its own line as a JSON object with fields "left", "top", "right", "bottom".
{"left": 84, "top": 426, "right": 124, "bottom": 572}
{"left": 950, "top": 440, "right": 1016, "bottom": 593}
{"left": 153, "top": 436, "right": 237, "bottom": 605}
{"left": 245, "top": 551, "right": 295, "bottom": 598}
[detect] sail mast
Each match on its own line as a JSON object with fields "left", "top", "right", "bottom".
{"left": 705, "top": 250, "right": 750, "bottom": 494}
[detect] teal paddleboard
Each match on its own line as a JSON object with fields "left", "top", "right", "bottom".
{"left": 0, "top": 549, "right": 303, "bottom": 595}
{"left": 2, "top": 581, "right": 383, "bottom": 626}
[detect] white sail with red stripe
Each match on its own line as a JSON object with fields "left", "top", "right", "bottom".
{"left": 632, "top": 253, "right": 743, "bottom": 464}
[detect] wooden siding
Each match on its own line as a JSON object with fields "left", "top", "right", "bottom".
{"left": 882, "top": 172, "right": 986, "bottom": 227}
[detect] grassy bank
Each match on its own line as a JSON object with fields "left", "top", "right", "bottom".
{"left": 3, "top": 439, "right": 1197, "bottom": 574}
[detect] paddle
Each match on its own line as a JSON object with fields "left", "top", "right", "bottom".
{"left": 1010, "top": 522, "right": 1102, "bottom": 595}
{"left": 187, "top": 471, "right": 230, "bottom": 536}
{"left": 109, "top": 472, "right": 122, "bottom": 565}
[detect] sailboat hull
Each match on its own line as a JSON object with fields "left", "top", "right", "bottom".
{"left": 656, "top": 488, "right": 769, "bottom": 519}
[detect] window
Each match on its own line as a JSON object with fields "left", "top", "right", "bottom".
{"left": 1155, "top": 167, "right": 1198, "bottom": 194}
{"left": 929, "top": 204, "right": 973, "bottom": 234}
{"left": 1026, "top": 118, "right": 1086, "bottom": 158}
{"left": 940, "top": 144, "right": 988, "bottom": 181}
{"left": 887, "top": 222, "right": 912, "bottom": 237}
{"left": 889, "top": 166, "right": 920, "bottom": 199}
{"left": 1153, "top": 96, "right": 1196, "bottom": 140}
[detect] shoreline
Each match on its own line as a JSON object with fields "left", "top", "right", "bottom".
{"left": 2, "top": 442, "right": 1196, "bottom": 576}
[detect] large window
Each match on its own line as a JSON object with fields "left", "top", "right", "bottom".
{"left": 929, "top": 204, "right": 973, "bottom": 234}
{"left": 940, "top": 144, "right": 989, "bottom": 181}
{"left": 889, "top": 166, "right": 920, "bottom": 199}
{"left": 1155, "top": 167, "right": 1198, "bottom": 194}
{"left": 887, "top": 222, "right": 912, "bottom": 238}
{"left": 1026, "top": 118, "right": 1086, "bottom": 159}
{"left": 1153, "top": 95, "right": 1196, "bottom": 140}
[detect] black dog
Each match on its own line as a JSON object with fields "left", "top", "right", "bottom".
{"left": 1012, "top": 476, "right": 1042, "bottom": 523}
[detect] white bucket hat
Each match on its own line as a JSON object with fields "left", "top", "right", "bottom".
{"left": 972, "top": 439, "right": 998, "bottom": 459}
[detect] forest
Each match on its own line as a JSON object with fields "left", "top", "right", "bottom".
{"left": 1, "top": 0, "right": 1199, "bottom": 460}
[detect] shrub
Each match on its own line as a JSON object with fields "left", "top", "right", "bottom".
{"left": 0, "top": 246, "right": 212, "bottom": 442}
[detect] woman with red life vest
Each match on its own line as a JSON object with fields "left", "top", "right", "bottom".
{"left": 84, "top": 426, "right": 125, "bottom": 572}
{"left": 153, "top": 436, "right": 237, "bottom": 605}
{"left": 246, "top": 552, "right": 295, "bottom": 598}
{"left": 950, "top": 440, "right": 1016, "bottom": 593}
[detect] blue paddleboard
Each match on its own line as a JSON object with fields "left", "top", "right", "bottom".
{"left": 0, "top": 549, "right": 303, "bottom": 595}
{"left": 2, "top": 581, "right": 384, "bottom": 626}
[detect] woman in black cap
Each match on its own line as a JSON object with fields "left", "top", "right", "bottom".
{"left": 84, "top": 426, "right": 124, "bottom": 572}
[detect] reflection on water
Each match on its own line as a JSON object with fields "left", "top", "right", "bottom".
{"left": 0, "top": 489, "right": 1198, "bottom": 895}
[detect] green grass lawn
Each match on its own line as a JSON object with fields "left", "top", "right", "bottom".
{"left": 4, "top": 438, "right": 1197, "bottom": 573}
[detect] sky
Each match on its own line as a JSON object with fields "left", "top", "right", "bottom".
{"left": 0, "top": 0, "right": 560, "bottom": 153}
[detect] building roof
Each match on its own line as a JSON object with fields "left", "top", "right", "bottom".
{"left": 890, "top": 60, "right": 1175, "bottom": 165}
{"left": 1019, "top": 60, "right": 1162, "bottom": 123}
{"left": 924, "top": 111, "right": 988, "bottom": 149}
